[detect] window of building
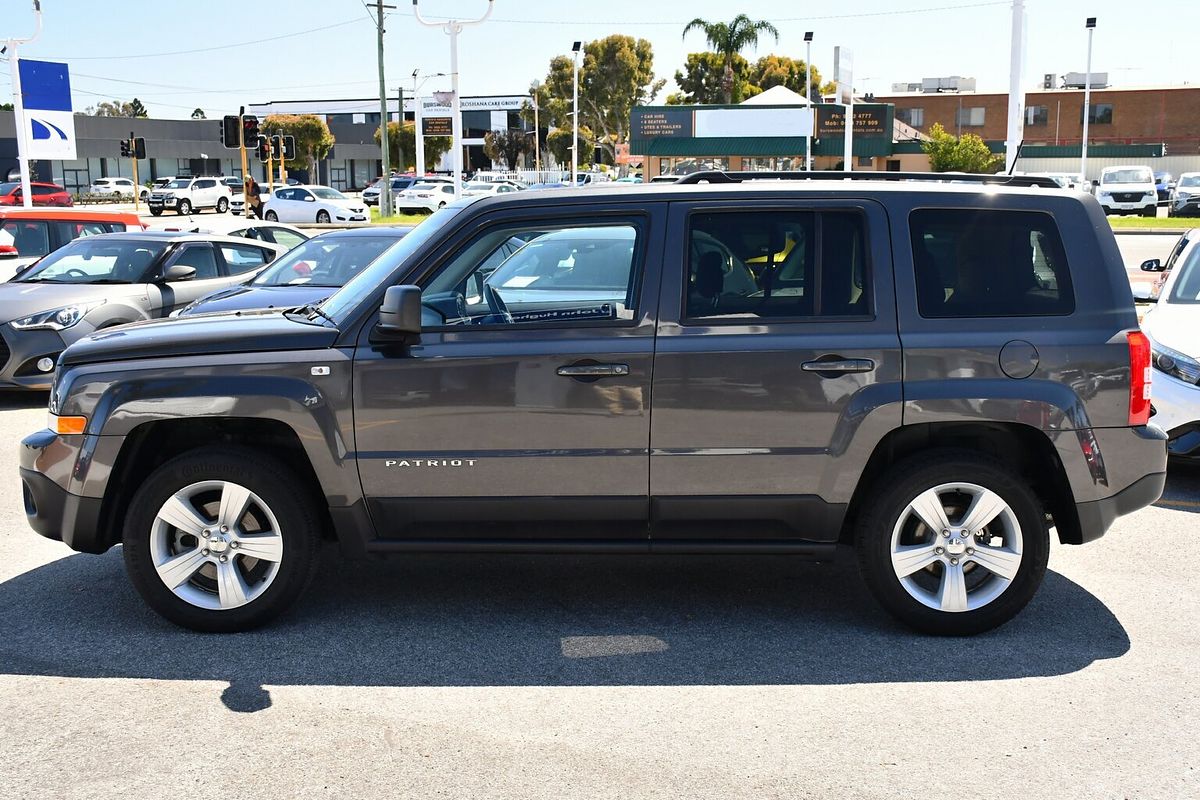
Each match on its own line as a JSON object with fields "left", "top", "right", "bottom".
{"left": 684, "top": 210, "right": 870, "bottom": 321}
{"left": 910, "top": 209, "right": 1074, "bottom": 318}
{"left": 956, "top": 107, "right": 986, "bottom": 127}
{"left": 1026, "top": 105, "right": 1048, "bottom": 125}
{"left": 1081, "top": 103, "right": 1113, "bottom": 124}
{"left": 896, "top": 107, "right": 924, "bottom": 127}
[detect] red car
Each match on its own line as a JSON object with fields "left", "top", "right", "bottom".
{"left": 0, "top": 181, "right": 73, "bottom": 207}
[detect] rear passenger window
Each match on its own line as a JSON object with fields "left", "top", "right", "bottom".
{"left": 911, "top": 209, "right": 1074, "bottom": 318}
{"left": 1, "top": 221, "right": 50, "bottom": 256}
{"left": 685, "top": 210, "right": 869, "bottom": 320}
{"left": 220, "top": 243, "right": 271, "bottom": 274}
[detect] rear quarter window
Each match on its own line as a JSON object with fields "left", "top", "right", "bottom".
{"left": 910, "top": 209, "right": 1075, "bottom": 318}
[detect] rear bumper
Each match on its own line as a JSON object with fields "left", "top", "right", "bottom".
{"left": 1061, "top": 424, "right": 1168, "bottom": 544}
{"left": 1073, "top": 471, "right": 1166, "bottom": 544}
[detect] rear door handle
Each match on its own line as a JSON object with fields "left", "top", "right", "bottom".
{"left": 556, "top": 363, "right": 630, "bottom": 378}
{"left": 801, "top": 358, "right": 876, "bottom": 374}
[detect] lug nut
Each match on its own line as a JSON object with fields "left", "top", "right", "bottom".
{"left": 229, "top": 541, "right": 239, "bottom": 549}
{"left": 220, "top": 526, "right": 228, "bottom": 533}
{"left": 935, "top": 547, "right": 944, "bottom": 555}
{"left": 950, "top": 558, "right": 959, "bottom": 565}
{"left": 201, "top": 530, "right": 210, "bottom": 539}
{"left": 219, "top": 555, "right": 228, "bottom": 563}
{"left": 201, "top": 549, "right": 210, "bottom": 556}
{"left": 967, "top": 548, "right": 975, "bottom": 555}
{"left": 942, "top": 530, "right": 950, "bottom": 537}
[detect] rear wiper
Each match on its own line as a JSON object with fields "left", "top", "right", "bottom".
{"left": 288, "top": 303, "right": 335, "bottom": 324}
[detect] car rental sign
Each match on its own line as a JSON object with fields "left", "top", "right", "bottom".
{"left": 16, "top": 59, "right": 77, "bottom": 159}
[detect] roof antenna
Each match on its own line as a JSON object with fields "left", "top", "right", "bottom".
{"left": 1007, "top": 140, "right": 1024, "bottom": 177}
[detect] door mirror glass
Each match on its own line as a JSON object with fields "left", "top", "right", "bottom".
{"left": 377, "top": 285, "right": 422, "bottom": 337}
{"left": 1140, "top": 259, "right": 1164, "bottom": 272}
{"left": 163, "top": 264, "right": 197, "bottom": 282}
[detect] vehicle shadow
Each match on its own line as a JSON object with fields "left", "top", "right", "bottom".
{"left": 1157, "top": 461, "right": 1200, "bottom": 513}
{"left": 0, "top": 547, "right": 1130, "bottom": 711}
{"left": 0, "top": 391, "right": 48, "bottom": 410}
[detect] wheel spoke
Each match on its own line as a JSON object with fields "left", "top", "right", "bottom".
{"left": 235, "top": 533, "right": 283, "bottom": 563}
{"left": 938, "top": 562, "right": 969, "bottom": 612}
{"left": 958, "top": 489, "right": 1008, "bottom": 533}
{"left": 155, "top": 493, "right": 209, "bottom": 537}
{"left": 967, "top": 544, "right": 1022, "bottom": 581}
{"left": 891, "top": 543, "right": 941, "bottom": 578}
{"left": 216, "top": 560, "right": 250, "bottom": 609}
{"left": 908, "top": 488, "right": 952, "bottom": 533}
{"left": 155, "top": 548, "right": 209, "bottom": 590}
{"left": 217, "top": 483, "right": 253, "bottom": 531}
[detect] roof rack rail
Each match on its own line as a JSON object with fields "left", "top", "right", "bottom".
{"left": 673, "top": 170, "right": 1063, "bottom": 189}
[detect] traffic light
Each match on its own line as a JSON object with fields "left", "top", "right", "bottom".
{"left": 220, "top": 115, "right": 240, "bottom": 148}
{"left": 242, "top": 115, "right": 260, "bottom": 147}
{"left": 119, "top": 138, "right": 131, "bottom": 158}
{"left": 256, "top": 136, "right": 270, "bottom": 163}
{"left": 271, "top": 134, "right": 282, "bottom": 158}
{"left": 282, "top": 135, "right": 296, "bottom": 161}
{"left": 133, "top": 137, "right": 146, "bottom": 160}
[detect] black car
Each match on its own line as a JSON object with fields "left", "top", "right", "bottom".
{"left": 21, "top": 171, "right": 1167, "bottom": 635}
{"left": 179, "top": 227, "right": 412, "bottom": 316}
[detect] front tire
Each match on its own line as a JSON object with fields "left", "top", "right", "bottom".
{"left": 149, "top": 209, "right": 163, "bottom": 217}
{"left": 316, "top": 210, "right": 331, "bottom": 223}
{"left": 855, "top": 451, "right": 1049, "bottom": 636}
{"left": 122, "top": 447, "right": 321, "bottom": 632}
{"left": 216, "top": 197, "right": 229, "bottom": 214}
{"left": 177, "top": 199, "right": 192, "bottom": 215}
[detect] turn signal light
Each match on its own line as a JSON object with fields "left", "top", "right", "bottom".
{"left": 49, "top": 414, "right": 87, "bottom": 435}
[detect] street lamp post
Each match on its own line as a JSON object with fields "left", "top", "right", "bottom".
{"left": 413, "top": 0, "right": 496, "bottom": 201}
{"left": 804, "top": 31, "right": 813, "bottom": 172}
{"left": 530, "top": 82, "right": 541, "bottom": 173}
{"left": 572, "top": 41, "right": 582, "bottom": 186}
{"left": 1081, "top": 17, "right": 1097, "bottom": 182}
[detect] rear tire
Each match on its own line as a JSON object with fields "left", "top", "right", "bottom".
{"left": 1141, "top": 206, "right": 1156, "bottom": 218}
{"left": 122, "top": 446, "right": 321, "bottom": 632}
{"left": 216, "top": 197, "right": 229, "bottom": 214}
{"left": 149, "top": 209, "right": 162, "bottom": 217}
{"left": 855, "top": 450, "right": 1049, "bottom": 636}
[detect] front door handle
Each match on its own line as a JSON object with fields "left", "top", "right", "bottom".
{"left": 801, "top": 357, "right": 876, "bottom": 374}
{"left": 556, "top": 363, "right": 630, "bottom": 378}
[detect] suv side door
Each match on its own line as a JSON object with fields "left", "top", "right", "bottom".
{"left": 352, "top": 202, "right": 667, "bottom": 542}
{"left": 192, "top": 178, "right": 218, "bottom": 209}
{"left": 649, "top": 198, "right": 902, "bottom": 543}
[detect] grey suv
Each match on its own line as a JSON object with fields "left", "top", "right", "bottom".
{"left": 19, "top": 172, "right": 1168, "bottom": 635}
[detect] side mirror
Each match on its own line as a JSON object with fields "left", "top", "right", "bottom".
{"left": 1140, "top": 259, "right": 1164, "bottom": 272}
{"left": 376, "top": 285, "right": 422, "bottom": 339}
{"left": 304, "top": 196, "right": 316, "bottom": 202}
{"left": 163, "top": 264, "right": 197, "bottom": 282}
{"left": 1131, "top": 284, "right": 1157, "bottom": 302}
{"left": 1091, "top": 180, "right": 1100, "bottom": 188}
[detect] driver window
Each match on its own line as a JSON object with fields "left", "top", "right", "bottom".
{"left": 422, "top": 221, "right": 642, "bottom": 327}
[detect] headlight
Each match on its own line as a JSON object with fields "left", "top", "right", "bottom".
{"left": 11, "top": 300, "right": 106, "bottom": 331}
{"left": 1150, "top": 339, "right": 1200, "bottom": 386}
{"left": 1098, "top": 190, "right": 1111, "bottom": 197}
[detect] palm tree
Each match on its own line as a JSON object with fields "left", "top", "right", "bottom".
{"left": 683, "top": 14, "right": 780, "bottom": 104}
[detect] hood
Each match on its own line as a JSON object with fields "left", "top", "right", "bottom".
{"left": 1143, "top": 301, "right": 1200, "bottom": 358}
{"left": 60, "top": 311, "right": 339, "bottom": 367}
{"left": 181, "top": 284, "right": 335, "bottom": 316}
{"left": 0, "top": 281, "right": 144, "bottom": 324}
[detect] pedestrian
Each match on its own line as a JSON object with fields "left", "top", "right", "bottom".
{"left": 245, "top": 175, "right": 263, "bottom": 219}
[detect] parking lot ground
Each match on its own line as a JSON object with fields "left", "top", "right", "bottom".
{"left": 0, "top": 395, "right": 1198, "bottom": 799}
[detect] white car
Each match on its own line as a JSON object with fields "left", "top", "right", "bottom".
{"left": 1139, "top": 235, "right": 1200, "bottom": 460}
{"left": 148, "top": 217, "right": 309, "bottom": 250}
{"left": 1095, "top": 165, "right": 1158, "bottom": 217}
{"left": 394, "top": 182, "right": 458, "bottom": 213}
{"left": 88, "top": 177, "right": 137, "bottom": 198}
{"left": 462, "top": 181, "right": 522, "bottom": 198}
{"left": 263, "top": 185, "right": 368, "bottom": 224}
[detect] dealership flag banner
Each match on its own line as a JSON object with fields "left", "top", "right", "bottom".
{"left": 16, "top": 59, "right": 76, "bottom": 160}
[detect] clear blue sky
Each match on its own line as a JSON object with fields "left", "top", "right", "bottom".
{"left": 2, "top": 0, "right": 1195, "bottom": 119}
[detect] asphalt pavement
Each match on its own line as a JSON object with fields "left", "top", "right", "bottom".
{"left": 0, "top": 393, "right": 1197, "bottom": 799}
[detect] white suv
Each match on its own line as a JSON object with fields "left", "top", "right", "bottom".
{"left": 1095, "top": 165, "right": 1158, "bottom": 217}
{"left": 146, "top": 176, "right": 232, "bottom": 216}
{"left": 88, "top": 177, "right": 137, "bottom": 198}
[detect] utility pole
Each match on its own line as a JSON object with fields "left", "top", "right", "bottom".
{"left": 1004, "top": 0, "right": 1027, "bottom": 174}
{"left": 531, "top": 84, "right": 541, "bottom": 172}
{"left": 6, "top": 1, "right": 44, "bottom": 209}
{"left": 414, "top": 0, "right": 496, "bottom": 200}
{"left": 572, "top": 41, "right": 582, "bottom": 186}
{"left": 238, "top": 106, "right": 250, "bottom": 218}
{"left": 374, "top": 0, "right": 396, "bottom": 217}
{"left": 804, "top": 32, "right": 813, "bottom": 172}
{"left": 397, "top": 84, "right": 405, "bottom": 175}
{"left": 1081, "top": 17, "right": 1097, "bottom": 182}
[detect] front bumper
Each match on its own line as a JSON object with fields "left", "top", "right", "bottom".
{"left": 1099, "top": 196, "right": 1156, "bottom": 213}
{"left": 0, "top": 326, "right": 68, "bottom": 390}
{"left": 20, "top": 428, "right": 108, "bottom": 553}
{"left": 1149, "top": 369, "right": 1200, "bottom": 458}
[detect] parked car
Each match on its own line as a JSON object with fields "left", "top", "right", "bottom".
{"left": 0, "top": 181, "right": 73, "bottom": 208}
{"left": 0, "top": 230, "right": 284, "bottom": 388}
{"left": 615, "top": 175, "right": 643, "bottom": 184}
{"left": 1135, "top": 229, "right": 1200, "bottom": 302}
{"left": 525, "top": 181, "right": 568, "bottom": 190}
{"left": 394, "top": 181, "right": 458, "bottom": 213}
{"left": 1168, "top": 173, "right": 1200, "bottom": 218}
{"left": 88, "top": 178, "right": 137, "bottom": 198}
{"left": 179, "top": 227, "right": 411, "bottom": 316}
{"left": 1140, "top": 234, "right": 1200, "bottom": 460}
{"left": 221, "top": 176, "right": 244, "bottom": 193}
{"left": 462, "top": 181, "right": 521, "bottom": 198}
{"left": 152, "top": 217, "right": 309, "bottom": 250}
{"left": 146, "top": 176, "right": 232, "bottom": 216}
{"left": 363, "top": 177, "right": 418, "bottom": 206}
{"left": 20, "top": 171, "right": 1168, "bottom": 634}
{"left": 1095, "top": 166, "right": 1158, "bottom": 217}
{"left": 141, "top": 178, "right": 173, "bottom": 202}
{"left": 1153, "top": 171, "right": 1175, "bottom": 203}
{"left": 263, "top": 185, "right": 368, "bottom": 223}
{"left": 0, "top": 208, "right": 144, "bottom": 280}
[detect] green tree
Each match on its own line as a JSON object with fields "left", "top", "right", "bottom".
{"left": 483, "top": 130, "right": 530, "bottom": 170}
{"left": 0, "top": 102, "right": 13, "bottom": 112}
{"left": 190, "top": 108, "right": 206, "bottom": 120}
{"left": 539, "top": 35, "right": 665, "bottom": 162}
{"left": 682, "top": 14, "right": 780, "bottom": 104}
{"left": 749, "top": 55, "right": 824, "bottom": 100}
{"left": 86, "top": 100, "right": 146, "bottom": 117}
{"left": 921, "top": 123, "right": 1003, "bottom": 173}
{"left": 546, "top": 125, "right": 594, "bottom": 169}
{"left": 667, "top": 52, "right": 754, "bottom": 105}
{"left": 128, "top": 98, "right": 148, "bottom": 118}
{"left": 264, "top": 113, "right": 335, "bottom": 176}
{"left": 373, "top": 121, "right": 451, "bottom": 172}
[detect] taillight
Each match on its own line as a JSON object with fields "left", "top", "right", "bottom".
{"left": 1128, "top": 330, "right": 1152, "bottom": 426}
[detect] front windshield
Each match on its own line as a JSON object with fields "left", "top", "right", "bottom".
{"left": 19, "top": 238, "right": 167, "bottom": 284}
{"left": 1102, "top": 169, "right": 1153, "bottom": 184}
{"left": 320, "top": 208, "right": 460, "bottom": 322}
{"left": 0, "top": 182, "right": 18, "bottom": 194}
{"left": 310, "top": 187, "right": 347, "bottom": 201}
{"left": 1168, "top": 246, "right": 1200, "bottom": 305}
{"left": 1180, "top": 176, "right": 1200, "bottom": 188}
{"left": 252, "top": 235, "right": 401, "bottom": 288}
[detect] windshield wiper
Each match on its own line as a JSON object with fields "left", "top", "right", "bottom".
{"left": 288, "top": 303, "right": 335, "bottom": 324}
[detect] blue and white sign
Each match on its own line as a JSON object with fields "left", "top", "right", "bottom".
{"left": 17, "top": 59, "right": 76, "bottom": 159}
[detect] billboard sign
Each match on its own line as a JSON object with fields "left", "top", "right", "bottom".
{"left": 632, "top": 107, "right": 813, "bottom": 140}
{"left": 816, "top": 105, "right": 889, "bottom": 138}
{"left": 17, "top": 60, "right": 77, "bottom": 159}
{"left": 421, "top": 117, "right": 453, "bottom": 137}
